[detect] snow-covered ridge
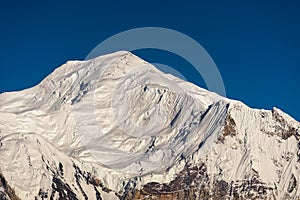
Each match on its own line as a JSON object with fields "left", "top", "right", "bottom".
{"left": 0, "top": 51, "right": 299, "bottom": 199}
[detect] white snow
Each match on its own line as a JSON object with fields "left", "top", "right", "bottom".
{"left": 0, "top": 51, "right": 299, "bottom": 199}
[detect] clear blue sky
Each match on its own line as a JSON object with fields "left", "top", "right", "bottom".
{"left": 0, "top": 0, "right": 299, "bottom": 121}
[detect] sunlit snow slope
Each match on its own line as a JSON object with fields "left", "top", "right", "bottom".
{"left": 0, "top": 51, "right": 299, "bottom": 199}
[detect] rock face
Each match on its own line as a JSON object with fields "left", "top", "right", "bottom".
{"left": 0, "top": 51, "right": 299, "bottom": 199}
{"left": 123, "top": 165, "right": 275, "bottom": 200}
{"left": 0, "top": 173, "right": 21, "bottom": 200}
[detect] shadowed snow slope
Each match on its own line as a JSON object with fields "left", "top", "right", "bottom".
{"left": 0, "top": 51, "right": 299, "bottom": 199}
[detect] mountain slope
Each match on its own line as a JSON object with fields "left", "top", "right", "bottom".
{"left": 0, "top": 51, "right": 299, "bottom": 199}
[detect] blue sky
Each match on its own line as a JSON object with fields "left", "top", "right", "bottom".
{"left": 0, "top": 0, "right": 299, "bottom": 120}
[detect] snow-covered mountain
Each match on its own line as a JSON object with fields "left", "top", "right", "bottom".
{"left": 0, "top": 51, "right": 299, "bottom": 200}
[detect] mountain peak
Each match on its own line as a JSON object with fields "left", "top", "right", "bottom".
{"left": 0, "top": 52, "right": 299, "bottom": 199}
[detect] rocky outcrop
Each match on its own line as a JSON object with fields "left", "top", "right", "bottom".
{"left": 0, "top": 172, "right": 21, "bottom": 200}
{"left": 121, "top": 164, "right": 276, "bottom": 200}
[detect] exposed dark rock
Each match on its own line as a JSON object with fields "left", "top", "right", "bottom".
{"left": 93, "top": 185, "right": 102, "bottom": 200}
{"left": 58, "top": 162, "right": 64, "bottom": 177}
{"left": 38, "top": 188, "right": 48, "bottom": 199}
{"left": 218, "top": 114, "right": 237, "bottom": 143}
{"left": 73, "top": 163, "right": 88, "bottom": 200}
{"left": 287, "top": 174, "right": 297, "bottom": 193}
{"left": 271, "top": 109, "right": 298, "bottom": 140}
{"left": 72, "top": 163, "right": 109, "bottom": 199}
{"left": 121, "top": 163, "right": 275, "bottom": 200}
{"left": 50, "top": 176, "right": 78, "bottom": 200}
{"left": 0, "top": 173, "right": 21, "bottom": 200}
{"left": 297, "top": 142, "right": 300, "bottom": 162}
{"left": 223, "top": 114, "right": 237, "bottom": 137}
